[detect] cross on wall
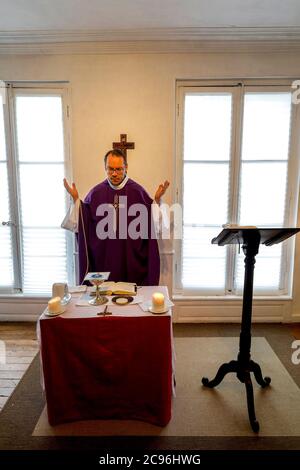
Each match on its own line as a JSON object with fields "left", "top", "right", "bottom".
{"left": 112, "top": 134, "right": 135, "bottom": 157}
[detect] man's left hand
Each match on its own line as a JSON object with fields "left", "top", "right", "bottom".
{"left": 154, "top": 180, "right": 170, "bottom": 204}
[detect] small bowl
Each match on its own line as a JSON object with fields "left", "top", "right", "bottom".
{"left": 112, "top": 296, "right": 134, "bottom": 306}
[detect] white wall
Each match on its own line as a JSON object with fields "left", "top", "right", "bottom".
{"left": 1, "top": 50, "right": 300, "bottom": 321}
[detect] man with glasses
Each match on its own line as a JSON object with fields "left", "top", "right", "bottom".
{"left": 62, "top": 148, "right": 169, "bottom": 285}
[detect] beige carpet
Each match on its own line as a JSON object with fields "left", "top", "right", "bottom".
{"left": 33, "top": 337, "right": 300, "bottom": 437}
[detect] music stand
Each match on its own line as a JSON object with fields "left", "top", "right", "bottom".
{"left": 202, "top": 227, "right": 300, "bottom": 432}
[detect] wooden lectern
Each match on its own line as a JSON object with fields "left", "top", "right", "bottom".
{"left": 202, "top": 227, "right": 300, "bottom": 432}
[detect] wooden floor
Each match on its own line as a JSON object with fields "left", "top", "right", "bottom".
{"left": 292, "top": 324, "right": 300, "bottom": 339}
{"left": 0, "top": 322, "right": 38, "bottom": 412}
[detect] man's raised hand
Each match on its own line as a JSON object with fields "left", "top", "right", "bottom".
{"left": 63, "top": 178, "right": 79, "bottom": 202}
{"left": 154, "top": 180, "right": 170, "bottom": 204}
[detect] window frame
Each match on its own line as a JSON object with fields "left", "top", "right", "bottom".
{"left": 174, "top": 79, "right": 300, "bottom": 298}
{"left": 0, "top": 82, "right": 74, "bottom": 296}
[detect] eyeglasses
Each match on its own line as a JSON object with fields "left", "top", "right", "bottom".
{"left": 106, "top": 166, "right": 125, "bottom": 174}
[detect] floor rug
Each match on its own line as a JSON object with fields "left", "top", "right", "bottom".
{"left": 33, "top": 337, "right": 300, "bottom": 437}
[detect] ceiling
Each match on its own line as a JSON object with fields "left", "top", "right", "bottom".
{"left": 1, "top": 0, "right": 300, "bottom": 53}
{"left": 0, "top": 0, "right": 300, "bottom": 30}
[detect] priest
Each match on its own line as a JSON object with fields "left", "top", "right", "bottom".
{"left": 62, "top": 148, "right": 169, "bottom": 285}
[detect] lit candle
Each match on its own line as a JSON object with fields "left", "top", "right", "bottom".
{"left": 152, "top": 292, "right": 165, "bottom": 312}
{"left": 48, "top": 296, "right": 62, "bottom": 314}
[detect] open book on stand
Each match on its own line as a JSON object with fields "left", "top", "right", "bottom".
{"left": 222, "top": 224, "right": 257, "bottom": 229}
{"left": 98, "top": 282, "right": 137, "bottom": 296}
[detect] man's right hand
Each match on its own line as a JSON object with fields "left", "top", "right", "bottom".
{"left": 63, "top": 178, "right": 79, "bottom": 202}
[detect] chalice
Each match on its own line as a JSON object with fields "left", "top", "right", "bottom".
{"left": 88, "top": 274, "right": 108, "bottom": 306}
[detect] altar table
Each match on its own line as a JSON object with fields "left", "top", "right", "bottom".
{"left": 39, "top": 286, "right": 173, "bottom": 426}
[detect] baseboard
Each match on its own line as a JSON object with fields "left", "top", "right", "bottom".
{"left": 290, "top": 313, "right": 300, "bottom": 322}
{"left": 173, "top": 300, "right": 292, "bottom": 323}
{"left": 0, "top": 298, "right": 296, "bottom": 323}
{"left": 0, "top": 314, "right": 39, "bottom": 321}
{"left": 0, "top": 300, "right": 47, "bottom": 321}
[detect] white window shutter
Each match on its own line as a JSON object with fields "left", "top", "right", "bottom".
{"left": 15, "top": 94, "right": 70, "bottom": 295}
{"left": 0, "top": 95, "right": 14, "bottom": 289}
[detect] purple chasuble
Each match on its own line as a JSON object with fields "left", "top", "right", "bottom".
{"left": 77, "top": 178, "right": 160, "bottom": 285}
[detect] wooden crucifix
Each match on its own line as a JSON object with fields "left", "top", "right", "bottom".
{"left": 113, "top": 134, "right": 135, "bottom": 157}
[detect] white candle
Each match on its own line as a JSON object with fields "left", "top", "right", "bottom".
{"left": 152, "top": 292, "right": 165, "bottom": 311}
{"left": 48, "top": 296, "right": 62, "bottom": 314}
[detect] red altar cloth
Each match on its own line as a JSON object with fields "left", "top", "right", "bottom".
{"left": 40, "top": 314, "right": 172, "bottom": 426}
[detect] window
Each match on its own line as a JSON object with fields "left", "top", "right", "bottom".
{"left": 0, "top": 92, "right": 14, "bottom": 289}
{"left": 175, "top": 81, "right": 300, "bottom": 296}
{"left": 0, "top": 84, "right": 73, "bottom": 296}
